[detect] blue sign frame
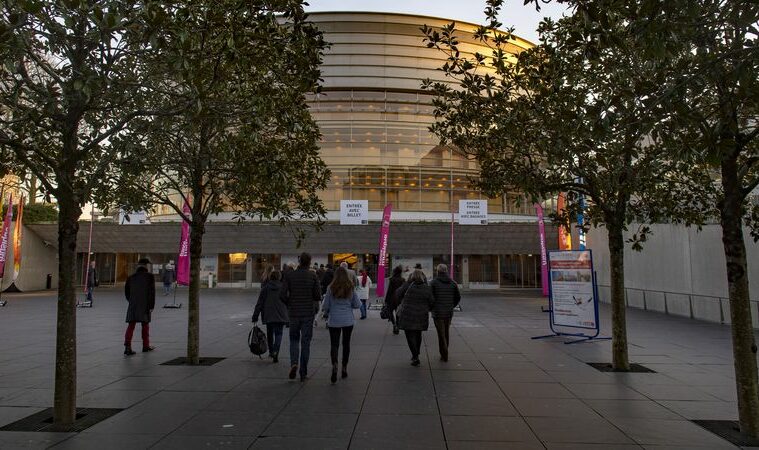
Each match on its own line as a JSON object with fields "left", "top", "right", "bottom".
{"left": 532, "top": 249, "right": 610, "bottom": 344}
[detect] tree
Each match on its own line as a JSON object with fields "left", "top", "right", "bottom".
{"left": 653, "top": 0, "right": 759, "bottom": 437}
{"left": 497, "top": 0, "right": 759, "bottom": 438}
{"left": 0, "top": 2, "right": 153, "bottom": 426}
{"left": 100, "top": 0, "right": 329, "bottom": 365}
{"left": 422, "top": 3, "right": 679, "bottom": 370}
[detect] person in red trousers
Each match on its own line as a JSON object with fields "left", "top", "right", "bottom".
{"left": 124, "top": 258, "right": 156, "bottom": 355}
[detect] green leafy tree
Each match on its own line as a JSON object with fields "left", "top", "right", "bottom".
{"left": 100, "top": 0, "right": 329, "bottom": 365}
{"left": 0, "top": 1, "right": 153, "bottom": 426}
{"left": 510, "top": 0, "right": 759, "bottom": 437}
{"left": 422, "top": 3, "right": 681, "bottom": 370}
{"left": 651, "top": 0, "right": 759, "bottom": 437}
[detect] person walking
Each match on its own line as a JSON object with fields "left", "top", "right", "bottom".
{"left": 322, "top": 267, "right": 361, "bottom": 383}
{"left": 340, "top": 261, "right": 359, "bottom": 289}
{"left": 396, "top": 269, "right": 433, "bottom": 366}
{"left": 282, "top": 252, "right": 322, "bottom": 381}
{"left": 253, "top": 269, "right": 288, "bottom": 363}
{"left": 124, "top": 258, "right": 156, "bottom": 355}
{"left": 384, "top": 265, "right": 405, "bottom": 335}
{"left": 162, "top": 261, "right": 175, "bottom": 296}
{"left": 430, "top": 264, "right": 461, "bottom": 362}
{"left": 320, "top": 264, "right": 335, "bottom": 297}
{"left": 86, "top": 260, "right": 98, "bottom": 303}
{"left": 356, "top": 269, "right": 372, "bottom": 320}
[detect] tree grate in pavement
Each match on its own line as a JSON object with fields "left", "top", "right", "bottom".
{"left": 160, "top": 357, "right": 225, "bottom": 366}
{"left": 0, "top": 407, "right": 123, "bottom": 433}
{"left": 587, "top": 362, "right": 656, "bottom": 373}
{"left": 693, "top": 420, "right": 759, "bottom": 447}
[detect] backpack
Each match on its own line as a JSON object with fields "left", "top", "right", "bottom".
{"left": 248, "top": 325, "right": 267, "bottom": 357}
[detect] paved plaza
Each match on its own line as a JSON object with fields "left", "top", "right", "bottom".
{"left": 0, "top": 288, "right": 755, "bottom": 449}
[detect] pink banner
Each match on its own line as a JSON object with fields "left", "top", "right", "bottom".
{"left": 0, "top": 194, "right": 13, "bottom": 278}
{"left": 535, "top": 204, "right": 548, "bottom": 296}
{"left": 375, "top": 203, "right": 392, "bottom": 297}
{"left": 176, "top": 201, "right": 191, "bottom": 286}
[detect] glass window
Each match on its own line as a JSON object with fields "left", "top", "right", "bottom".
{"left": 469, "top": 255, "right": 499, "bottom": 283}
{"left": 218, "top": 253, "right": 247, "bottom": 283}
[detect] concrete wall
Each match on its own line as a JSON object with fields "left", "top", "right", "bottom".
{"left": 588, "top": 224, "right": 759, "bottom": 326}
{"left": 3, "top": 225, "right": 58, "bottom": 292}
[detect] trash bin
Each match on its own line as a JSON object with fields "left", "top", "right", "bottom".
{"left": 46, "top": 274, "right": 52, "bottom": 289}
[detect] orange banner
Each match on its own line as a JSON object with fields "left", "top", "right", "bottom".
{"left": 557, "top": 193, "right": 572, "bottom": 250}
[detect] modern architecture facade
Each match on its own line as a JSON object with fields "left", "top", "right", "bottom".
{"left": 26, "top": 13, "right": 558, "bottom": 291}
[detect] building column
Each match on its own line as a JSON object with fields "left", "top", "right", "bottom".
{"left": 462, "top": 256, "right": 469, "bottom": 289}
{"left": 245, "top": 256, "right": 253, "bottom": 289}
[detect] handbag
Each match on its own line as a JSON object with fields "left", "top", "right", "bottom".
{"left": 380, "top": 304, "right": 390, "bottom": 320}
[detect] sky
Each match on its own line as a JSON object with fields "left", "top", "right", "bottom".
{"left": 305, "top": 0, "right": 569, "bottom": 44}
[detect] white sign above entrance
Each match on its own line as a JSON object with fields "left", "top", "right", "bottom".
{"left": 458, "top": 200, "right": 488, "bottom": 225}
{"left": 340, "top": 200, "right": 368, "bottom": 225}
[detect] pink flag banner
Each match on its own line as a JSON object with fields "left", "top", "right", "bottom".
{"left": 535, "top": 203, "right": 549, "bottom": 296}
{"left": 0, "top": 194, "right": 13, "bottom": 278}
{"left": 375, "top": 203, "right": 392, "bottom": 297}
{"left": 176, "top": 201, "right": 191, "bottom": 286}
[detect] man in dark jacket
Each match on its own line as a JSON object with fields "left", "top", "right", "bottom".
{"left": 320, "top": 264, "right": 335, "bottom": 296}
{"left": 86, "top": 261, "right": 98, "bottom": 303}
{"left": 124, "top": 258, "right": 156, "bottom": 355}
{"left": 384, "top": 265, "right": 405, "bottom": 335}
{"left": 430, "top": 264, "right": 461, "bottom": 362}
{"left": 282, "top": 252, "right": 322, "bottom": 381}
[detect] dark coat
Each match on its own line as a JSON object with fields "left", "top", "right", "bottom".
{"left": 125, "top": 267, "right": 155, "bottom": 323}
{"left": 396, "top": 280, "right": 433, "bottom": 331}
{"left": 161, "top": 267, "right": 175, "bottom": 284}
{"left": 384, "top": 273, "right": 405, "bottom": 311}
{"left": 253, "top": 280, "right": 289, "bottom": 324}
{"left": 320, "top": 269, "right": 334, "bottom": 296}
{"left": 87, "top": 267, "right": 98, "bottom": 288}
{"left": 282, "top": 267, "right": 322, "bottom": 319}
{"left": 430, "top": 273, "right": 461, "bottom": 320}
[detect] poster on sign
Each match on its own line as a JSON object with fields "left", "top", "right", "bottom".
{"left": 548, "top": 250, "right": 597, "bottom": 329}
{"left": 458, "top": 200, "right": 488, "bottom": 225}
{"left": 340, "top": 200, "right": 368, "bottom": 225}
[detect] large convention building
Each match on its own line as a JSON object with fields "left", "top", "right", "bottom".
{"left": 23, "top": 12, "right": 558, "bottom": 292}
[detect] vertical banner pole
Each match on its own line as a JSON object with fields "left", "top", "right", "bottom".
{"left": 80, "top": 206, "right": 95, "bottom": 306}
{"left": 450, "top": 208, "right": 455, "bottom": 281}
{"left": 166, "top": 200, "right": 191, "bottom": 309}
{"left": 375, "top": 203, "right": 392, "bottom": 298}
{"left": 535, "top": 203, "right": 549, "bottom": 297}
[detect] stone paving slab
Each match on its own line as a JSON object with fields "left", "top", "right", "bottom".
{"left": 0, "top": 288, "right": 757, "bottom": 449}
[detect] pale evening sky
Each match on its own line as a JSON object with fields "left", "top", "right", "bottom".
{"left": 305, "top": 0, "right": 569, "bottom": 44}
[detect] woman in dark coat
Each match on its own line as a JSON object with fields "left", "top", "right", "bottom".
{"left": 396, "top": 269, "right": 434, "bottom": 366}
{"left": 253, "top": 270, "right": 289, "bottom": 362}
{"left": 124, "top": 258, "right": 156, "bottom": 356}
{"left": 384, "top": 265, "right": 405, "bottom": 335}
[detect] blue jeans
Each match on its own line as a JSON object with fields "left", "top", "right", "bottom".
{"left": 289, "top": 317, "right": 314, "bottom": 376}
{"left": 163, "top": 283, "right": 172, "bottom": 295}
{"left": 267, "top": 323, "right": 285, "bottom": 356}
{"left": 360, "top": 299, "right": 367, "bottom": 318}
{"left": 86, "top": 287, "right": 94, "bottom": 302}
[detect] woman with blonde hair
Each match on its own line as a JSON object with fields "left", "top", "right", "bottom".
{"left": 322, "top": 267, "right": 361, "bottom": 383}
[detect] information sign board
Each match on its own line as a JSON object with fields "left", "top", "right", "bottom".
{"left": 458, "top": 200, "right": 488, "bottom": 225}
{"left": 548, "top": 250, "right": 597, "bottom": 329}
{"left": 340, "top": 200, "right": 368, "bottom": 225}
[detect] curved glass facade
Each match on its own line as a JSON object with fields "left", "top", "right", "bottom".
{"left": 307, "top": 13, "right": 542, "bottom": 216}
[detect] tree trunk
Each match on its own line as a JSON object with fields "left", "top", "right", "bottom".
{"left": 53, "top": 193, "right": 81, "bottom": 425}
{"left": 608, "top": 223, "right": 630, "bottom": 371}
{"left": 186, "top": 218, "right": 204, "bottom": 365}
{"left": 720, "top": 156, "right": 759, "bottom": 438}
